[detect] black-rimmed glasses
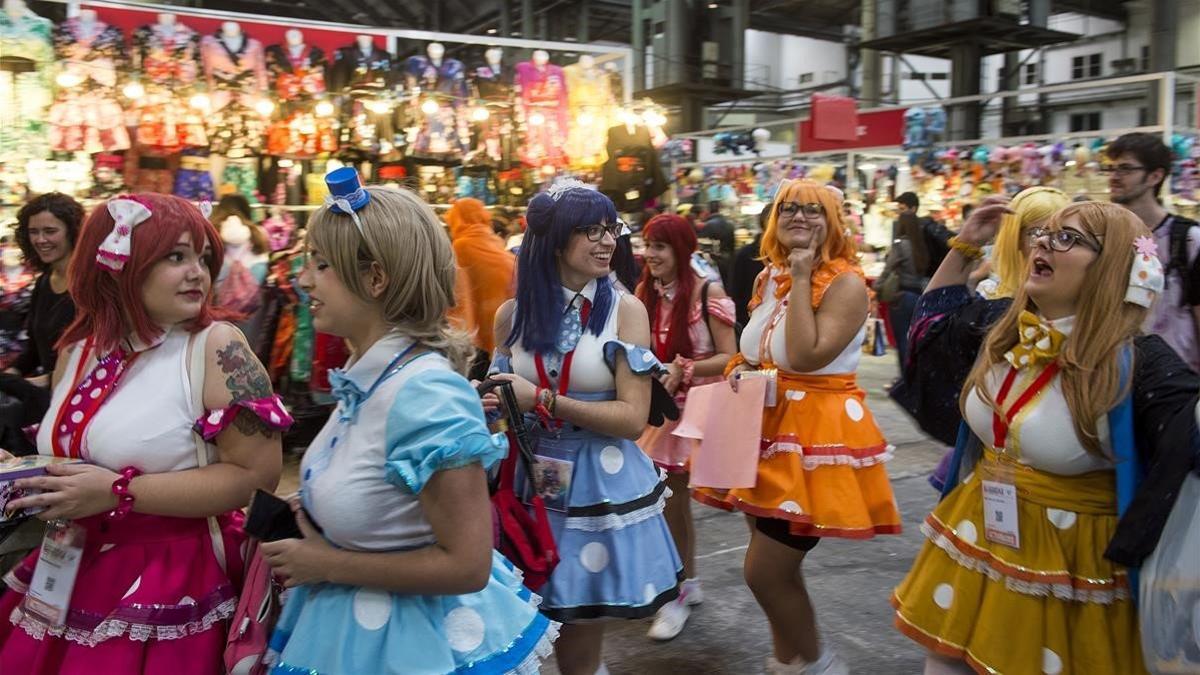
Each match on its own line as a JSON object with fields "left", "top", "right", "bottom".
{"left": 578, "top": 221, "right": 627, "bottom": 242}
{"left": 777, "top": 201, "right": 824, "bottom": 220}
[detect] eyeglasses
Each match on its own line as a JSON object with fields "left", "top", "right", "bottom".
{"left": 777, "top": 202, "right": 824, "bottom": 220}
{"left": 578, "top": 221, "right": 626, "bottom": 242}
{"left": 1025, "top": 227, "right": 1103, "bottom": 253}
{"left": 1098, "top": 164, "right": 1147, "bottom": 176}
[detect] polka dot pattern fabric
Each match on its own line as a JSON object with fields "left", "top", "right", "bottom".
{"left": 891, "top": 455, "right": 1147, "bottom": 674}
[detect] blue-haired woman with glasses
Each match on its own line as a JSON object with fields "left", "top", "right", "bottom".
{"left": 490, "top": 181, "right": 682, "bottom": 675}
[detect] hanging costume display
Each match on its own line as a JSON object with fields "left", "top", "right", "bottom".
{"left": 328, "top": 41, "right": 395, "bottom": 160}
{"left": 514, "top": 59, "right": 569, "bottom": 169}
{"left": 129, "top": 21, "right": 205, "bottom": 153}
{"left": 563, "top": 61, "right": 615, "bottom": 169}
{"left": 600, "top": 123, "right": 668, "bottom": 211}
{"left": 48, "top": 17, "right": 129, "bottom": 154}
{"left": 403, "top": 53, "right": 470, "bottom": 160}
{"left": 200, "top": 30, "right": 269, "bottom": 156}
{"left": 0, "top": 7, "right": 53, "bottom": 164}
{"left": 468, "top": 60, "right": 517, "bottom": 168}
{"left": 265, "top": 43, "right": 336, "bottom": 159}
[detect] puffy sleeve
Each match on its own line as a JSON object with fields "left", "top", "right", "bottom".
{"left": 1106, "top": 335, "right": 1200, "bottom": 566}
{"left": 704, "top": 296, "right": 737, "bottom": 327}
{"left": 383, "top": 370, "right": 508, "bottom": 494}
{"left": 194, "top": 396, "right": 294, "bottom": 441}
{"left": 603, "top": 340, "right": 667, "bottom": 377}
{"left": 887, "top": 285, "right": 1012, "bottom": 446}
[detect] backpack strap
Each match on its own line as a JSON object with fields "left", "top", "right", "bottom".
{"left": 700, "top": 280, "right": 712, "bottom": 338}
{"left": 186, "top": 324, "right": 228, "bottom": 574}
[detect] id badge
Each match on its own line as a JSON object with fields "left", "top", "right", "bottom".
{"left": 523, "top": 438, "right": 576, "bottom": 513}
{"left": 980, "top": 459, "right": 1020, "bottom": 549}
{"left": 24, "top": 523, "right": 86, "bottom": 626}
{"left": 739, "top": 369, "right": 778, "bottom": 407}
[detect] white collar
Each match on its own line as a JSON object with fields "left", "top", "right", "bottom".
{"left": 341, "top": 331, "right": 415, "bottom": 390}
{"left": 1044, "top": 315, "right": 1076, "bottom": 336}
{"left": 561, "top": 278, "right": 598, "bottom": 307}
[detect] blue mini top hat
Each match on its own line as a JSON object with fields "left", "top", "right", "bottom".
{"left": 325, "top": 167, "right": 371, "bottom": 214}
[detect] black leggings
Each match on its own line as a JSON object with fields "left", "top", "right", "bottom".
{"left": 754, "top": 517, "right": 821, "bottom": 552}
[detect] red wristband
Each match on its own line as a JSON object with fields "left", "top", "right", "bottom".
{"left": 108, "top": 466, "right": 143, "bottom": 521}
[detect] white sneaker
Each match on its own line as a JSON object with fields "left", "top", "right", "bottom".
{"left": 805, "top": 648, "right": 849, "bottom": 675}
{"left": 679, "top": 578, "right": 704, "bottom": 605}
{"left": 647, "top": 598, "right": 692, "bottom": 641}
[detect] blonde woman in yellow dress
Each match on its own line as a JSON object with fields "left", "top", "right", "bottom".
{"left": 893, "top": 201, "right": 1200, "bottom": 674}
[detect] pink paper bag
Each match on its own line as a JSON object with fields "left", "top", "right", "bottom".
{"left": 672, "top": 378, "right": 765, "bottom": 489}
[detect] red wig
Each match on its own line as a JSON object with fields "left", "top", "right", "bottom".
{"left": 59, "top": 194, "right": 226, "bottom": 354}
{"left": 635, "top": 214, "right": 699, "bottom": 362}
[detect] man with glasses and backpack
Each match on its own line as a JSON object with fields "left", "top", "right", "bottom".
{"left": 1106, "top": 132, "right": 1200, "bottom": 371}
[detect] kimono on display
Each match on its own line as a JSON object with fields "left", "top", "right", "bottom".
{"left": 328, "top": 41, "right": 397, "bottom": 159}
{"left": 515, "top": 59, "right": 569, "bottom": 168}
{"left": 48, "top": 16, "right": 130, "bottom": 154}
{"left": 600, "top": 123, "right": 668, "bottom": 211}
{"left": 200, "top": 29, "right": 269, "bottom": 156}
{"left": 404, "top": 53, "right": 470, "bottom": 159}
{"left": 467, "top": 60, "right": 517, "bottom": 168}
{"left": 0, "top": 8, "right": 53, "bottom": 163}
{"left": 130, "top": 21, "right": 206, "bottom": 154}
{"left": 265, "top": 44, "right": 335, "bottom": 158}
{"left": 564, "top": 61, "right": 616, "bottom": 169}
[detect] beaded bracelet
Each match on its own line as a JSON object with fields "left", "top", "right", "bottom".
{"left": 948, "top": 236, "right": 985, "bottom": 260}
{"left": 108, "top": 466, "right": 143, "bottom": 521}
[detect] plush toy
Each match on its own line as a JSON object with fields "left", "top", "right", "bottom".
{"left": 972, "top": 145, "right": 990, "bottom": 165}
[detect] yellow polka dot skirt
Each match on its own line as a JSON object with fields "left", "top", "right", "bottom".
{"left": 693, "top": 372, "right": 902, "bottom": 538}
{"left": 891, "top": 454, "right": 1147, "bottom": 674}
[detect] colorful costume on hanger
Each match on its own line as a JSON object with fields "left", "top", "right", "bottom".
{"left": 328, "top": 43, "right": 395, "bottom": 157}
{"left": 47, "top": 18, "right": 129, "bottom": 154}
{"left": 514, "top": 61, "right": 569, "bottom": 169}
{"left": 265, "top": 44, "right": 326, "bottom": 103}
{"left": 404, "top": 55, "right": 470, "bottom": 159}
{"left": 130, "top": 22, "right": 206, "bottom": 154}
{"left": 637, "top": 279, "right": 736, "bottom": 472}
{"left": 599, "top": 124, "right": 667, "bottom": 212}
{"left": 0, "top": 9, "right": 53, "bottom": 163}
{"left": 694, "top": 261, "right": 902, "bottom": 538}
{"left": 0, "top": 325, "right": 291, "bottom": 673}
{"left": 271, "top": 333, "right": 557, "bottom": 674}
{"left": 200, "top": 32, "right": 268, "bottom": 156}
{"left": 467, "top": 64, "right": 517, "bottom": 168}
{"left": 493, "top": 281, "right": 684, "bottom": 621}
{"left": 563, "top": 64, "right": 615, "bottom": 170}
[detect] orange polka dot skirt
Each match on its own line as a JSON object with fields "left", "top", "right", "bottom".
{"left": 692, "top": 372, "right": 902, "bottom": 539}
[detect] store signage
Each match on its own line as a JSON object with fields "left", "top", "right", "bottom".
{"left": 796, "top": 108, "right": 907, "bottom": 153}
{"left": 810, "top": 94, "right": 859, "bottom": 141}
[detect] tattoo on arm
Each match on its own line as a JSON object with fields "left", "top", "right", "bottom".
{"left": 216, "top": 340, "right": 277, "bottom": 438}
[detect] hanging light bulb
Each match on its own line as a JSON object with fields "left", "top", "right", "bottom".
{"left": 471, "top": 105, "right": 490, "bottom": 122}
{"left": 314, "top": 100, "right": 335, "bottom": 118}
{"left": 365, "top": 98, "right": 391, "bottom": 114}
{"left": 56, "top": 70, "right": 84, "bottom": 89}
{"left": 643, "top": 108, "right": 667, "bottom": 128}
{"left": 122, "top": 80, "right": 145, "bottom": 100}
{"left": 577, "top": 110, "right": 595, "bottom": 127}
{"left": 189, "top": 92, "right": 211, "bottom": 111}
{"left": 528, "top": 111, "right": 546, "bottom": 126}
{"left": 421, "top": 98, "right": 440, "bottom": 115}
{"left": 255, "top": 98, "right": 276, "bottom": 116}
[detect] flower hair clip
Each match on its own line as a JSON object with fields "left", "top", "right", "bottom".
{"left": 97, "top": 198, "right": 152, "bottom": 272}
{"left": 1127, "top": 235, "right": 1165, "bottom": 307}
{"left": 547, "top": 178, "right": 595, "bottom": 201}
{"left": 324, "top": 167, "right": 370, "bottom": 236}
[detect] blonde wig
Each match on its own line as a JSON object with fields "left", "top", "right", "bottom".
{"left": 962, "top": 202, "right": 1151, "bottom": 456}
{"left": 991, "top": 187, "right": 1070, "bottom": 298}
{"left": 307, "top": 186, "right": 474, "bottom": 373}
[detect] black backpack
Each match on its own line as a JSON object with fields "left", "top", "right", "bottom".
{"left": 1165, "top": 215, "right": 1200, "bottom": 307}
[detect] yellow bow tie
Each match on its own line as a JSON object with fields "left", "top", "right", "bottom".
{"left": 1006, "top": 311, "right": 1065, "bottom": 368}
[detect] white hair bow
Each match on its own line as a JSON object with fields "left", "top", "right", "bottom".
{"left": 97, "top": 199, "right": 152, "bottom": 272}
{"left": 323, "top": 192, "right": 365, "bottom": 236}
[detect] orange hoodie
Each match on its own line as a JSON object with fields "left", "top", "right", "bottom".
{"left": 445, "top": 199, "right": 516, "bottom": 353}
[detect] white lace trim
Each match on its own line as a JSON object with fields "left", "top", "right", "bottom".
{"left": 10, "top": 596, "right": 238, "bottom": 647}
{"left": 564, "top": 491, "right": 669, "bottom": 532}
{"left": 760, "top": 442, "right": 896, "bottom": 469}
{"left": 3, "top": 570, "right": 28, "bottom": 594}
{"left": 510, "top": 622, "right": 560, "bottom": 675}
{"left": 921, "top": 522, "right": 1129, "bottom": 604}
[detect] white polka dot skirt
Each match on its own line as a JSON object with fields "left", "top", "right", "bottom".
{"left": 891, "top": 456, "right": 1146, "bottom": 674}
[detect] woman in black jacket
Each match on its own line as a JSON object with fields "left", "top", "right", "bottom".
{"left": 880, "top": 212, "right": 931, "bottom": 372}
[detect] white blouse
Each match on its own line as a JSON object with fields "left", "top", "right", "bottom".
{"left": 738, "top": 273, "right": 866, "bottom": 376}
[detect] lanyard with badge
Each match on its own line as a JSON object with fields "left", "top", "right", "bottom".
{"left": 525, "top": 301, "right": 592, "bottom": 512}
{"left": 980, "top": 362, "right": 1060, "bottom": 549}
{"left": 28, "top": 337, "right": 149, "bottom": 626}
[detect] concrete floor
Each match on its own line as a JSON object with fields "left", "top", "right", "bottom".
{"left": 280, "top": 352, "right": 947, "bottom": 674}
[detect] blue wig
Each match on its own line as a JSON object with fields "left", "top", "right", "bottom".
{"left": 508, "top": 187, "right": 617, "bottom": 355}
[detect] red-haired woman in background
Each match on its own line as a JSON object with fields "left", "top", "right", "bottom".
{"left": 635, "top": 214, "right": 737, "bottom": 641}
{"left": 695, "top": 181, "right": 902, "bottom": 674}
{"left": 0, "top": 194, "right": 288, "bottom": 674}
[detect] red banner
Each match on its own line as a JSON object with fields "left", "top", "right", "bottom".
{"left": 810, "top": 94, "right": 859, "bottom": 142}
{"left": 797, "top": 108, "right": 906, "bottom": 153}
{"left": 80, "top": 4, "right": 387, "bottom": 55}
